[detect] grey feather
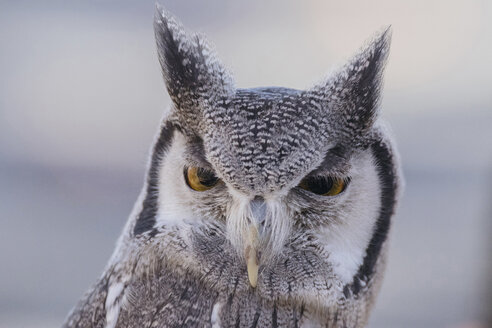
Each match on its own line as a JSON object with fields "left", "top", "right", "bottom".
{"left": 63, "top": 5, "right": 401, "bottom": 328}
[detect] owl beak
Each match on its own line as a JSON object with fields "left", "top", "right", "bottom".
{"left": 245, "top": 197, "right": 265, "bottom": 288}
{"left": 245, "top": 225, "right": 259, "bottom": 288}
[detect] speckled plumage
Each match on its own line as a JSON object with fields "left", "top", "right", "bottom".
{"left": 64, "top": 5, "right": 401, "bottom": 328}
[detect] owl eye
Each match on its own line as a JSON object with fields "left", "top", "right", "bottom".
{"left": 298, "top": 176, "right": 348, "bottom": 196}
{"left": 184, "top": 166, "right": 220, "bottom": 191}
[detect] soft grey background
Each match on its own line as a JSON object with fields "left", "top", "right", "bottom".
{"left": 0, "top": 0, "right": 491, "bottom": 327}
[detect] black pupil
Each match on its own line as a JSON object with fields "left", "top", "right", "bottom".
{"left": 304, "top": 177, "right": 333, "bottom": 195}
{"left": 197, "top": 168, "right": 218, "bottom": 187}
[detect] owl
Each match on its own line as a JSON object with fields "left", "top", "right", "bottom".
{"left": 64, "top": 5, "right": 401, "bottom": 328}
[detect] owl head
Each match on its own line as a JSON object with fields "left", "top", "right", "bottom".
{"left": 126, "top": 5, "right": 401, "bottom": 324}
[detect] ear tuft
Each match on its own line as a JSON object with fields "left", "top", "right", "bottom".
{"left": 154, "top": 6, "right": 196, "bottom": 95}
{"left": 346, "top": 26, "right": 391, "bottom": 113}
{"left": 154, "top": 5, "right": 233, "bottom": 113}
{"left": 310, "top": 27, "right": 392, "bottom": 144}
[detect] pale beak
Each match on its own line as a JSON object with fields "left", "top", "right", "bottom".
{"left": 245, "top": 224, "right": 259, "bottom": 288}
{"left": 244, "top": 197, "right": 266, "bottom": 288}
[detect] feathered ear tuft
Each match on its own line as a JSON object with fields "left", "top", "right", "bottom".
{"left": 310, "top": 27, "right": 392, "bottom": 144}
{"left": 154, "top": 4, "right": 233, "bottom": 113}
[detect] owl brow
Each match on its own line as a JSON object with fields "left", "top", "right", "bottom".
{"left": 308, "top": 145, "right": 352, "bottom": 177}
{"left": 183, "top": 136, "right": 215, "bottom": 169}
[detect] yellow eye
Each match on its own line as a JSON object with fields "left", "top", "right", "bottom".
{"left": 298, "top": 176, "right": 348, "bottom": 196}
{"left": 184, "top": 167, "right": 220, "bottom": 191}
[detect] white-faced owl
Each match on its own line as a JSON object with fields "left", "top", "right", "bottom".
{"left": 64, "top": 5, "right": 402, "bottom": 328}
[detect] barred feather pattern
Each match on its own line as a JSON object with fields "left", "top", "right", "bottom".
{"left": 63, "top": 5, "right": 401, "bottom": 328}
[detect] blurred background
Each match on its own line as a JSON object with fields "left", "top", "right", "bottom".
{"left": 0, "top": 0, "right": 491, "bottom": 327}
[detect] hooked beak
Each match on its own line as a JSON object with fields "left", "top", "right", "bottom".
{"left": 245, "top": 225, "right": 259, "bottom": 288}
{"left": 244, "top": 197, "right": 266, "bottom": 288}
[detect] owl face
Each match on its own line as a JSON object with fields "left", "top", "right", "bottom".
{"left": 131, "top": 6, "right": 400, "bottom": 318}
{"left": 155, "top": 126, "right": 381, "bottom": 285}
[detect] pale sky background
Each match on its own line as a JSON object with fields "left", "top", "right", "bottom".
{"left": 0, "top": 1, "right": 491, "bottom": 327}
